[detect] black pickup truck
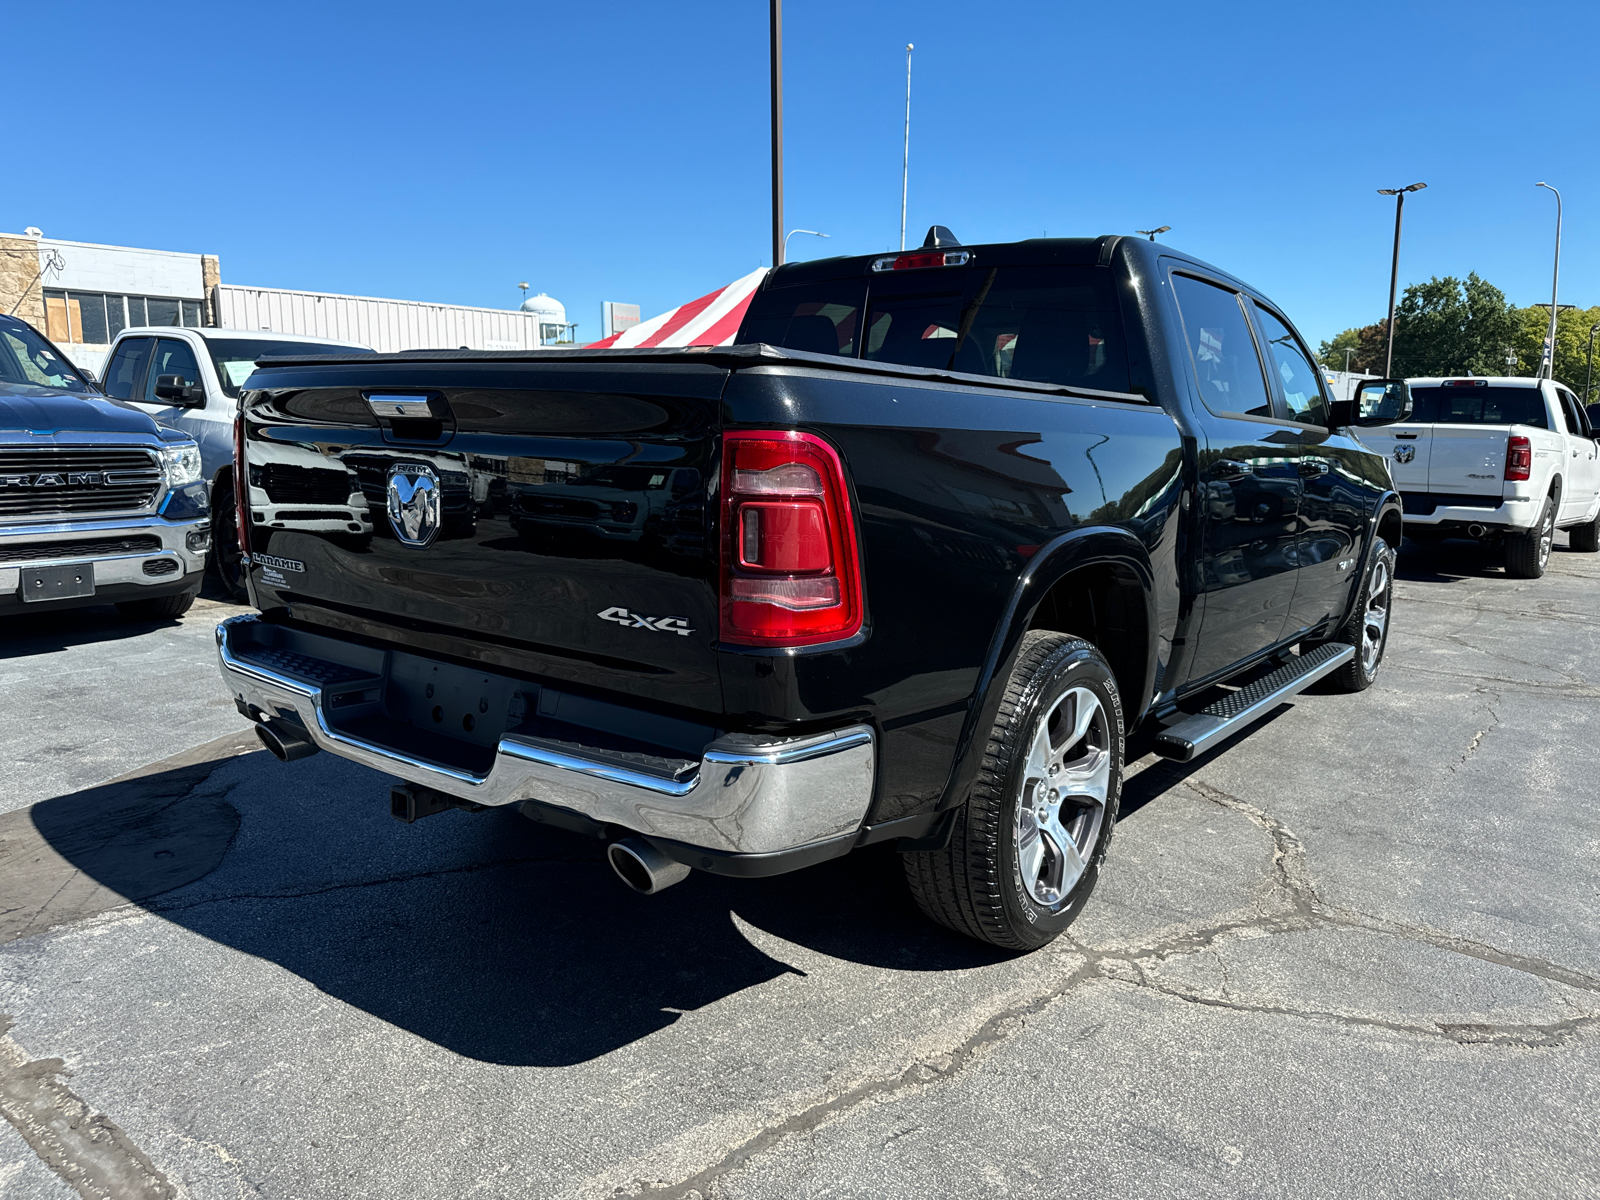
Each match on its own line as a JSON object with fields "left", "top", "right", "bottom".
{"left": 214, "top": 231, "right": 1407, "bottom": 950}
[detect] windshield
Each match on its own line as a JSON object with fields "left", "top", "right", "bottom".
{"left": 207, "top": 337, "right": 367, "bottom": 398}
{"left": 1409, "top": 385, "right": 1548, "bottom": 428}
{"left": 0, "top": 316, "right": 92, "bottom": 392}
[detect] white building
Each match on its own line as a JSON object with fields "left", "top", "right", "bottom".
{"left": 1, "top": 228, "right": 574, "bottom": 376}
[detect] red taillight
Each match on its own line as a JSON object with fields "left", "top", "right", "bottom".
{"left": 870, "top": 249, "right": 972, "bottom": 272}
{"left": 720, "top": 430, "right": 863, "bottom": 646}
{"left": 1505, "top": 435, "right": 1532, "bottom": 482}
{"left": 233, "top": 413, "right": 252, "bottom": 560}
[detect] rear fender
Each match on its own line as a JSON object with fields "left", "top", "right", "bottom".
{"left": 934, "top": 525, "right": 1156, "bottom": 813}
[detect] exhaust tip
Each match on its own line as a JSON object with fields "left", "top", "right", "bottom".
{"left": 1467, "top": 523, "right": 1486, "bottom": 538}
{"left": 254, "top": 719, "right": 319, "bottom": 762}
{"left": 607, "top": 838, "right": 692, "bottom": 895}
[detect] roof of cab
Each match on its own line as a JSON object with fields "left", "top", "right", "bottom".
{"left": 118, "top": 327, "right": 369, "bottom": 347}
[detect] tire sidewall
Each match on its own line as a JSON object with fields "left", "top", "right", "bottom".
{"left": 996, "top": 642, "right": 1124, "bottom": 946}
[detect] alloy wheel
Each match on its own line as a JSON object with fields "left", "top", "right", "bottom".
{"left": 1014, "top": 686, "right": 1111, "bottom": 906}
{"left": 1361, "top": 554, "right": 1392, "bottom": 675}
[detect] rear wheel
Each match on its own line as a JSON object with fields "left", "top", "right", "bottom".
{"left": 117, "top": 591, "right": 196, "bottom": 621}
{"left": 211, "top": 474, "right": 250, "bottom": 601}
{"left": 903, "top": 633, "right": 1123, "bottom": 951}
{"left": 1505, "top": 496, "right": 1555, "bottom": 578}
{"left": 1569, "top": 506, "right": 1600, "bottom": 553}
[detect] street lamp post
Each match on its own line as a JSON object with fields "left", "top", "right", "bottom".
{"left": 784, "top": 229, "right": 830, "bottom": 258}
{"left": 1376, "top": 182, "right": 1427, "bottom": 378}
{"left": 900, "top": 44, "right": 913, "bottom": 252}
{"left": 1536, "top": 182, "right": 1562, "bottom": 380}
{"left": 1344, "top": 347, "right": 1358, "bottom": 374}
{"left": 770, "top": 0, "right": 784, "bottom": 266}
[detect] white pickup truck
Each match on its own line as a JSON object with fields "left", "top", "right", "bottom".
{"left": 1355, "top": 376, "right": 1600, "bottom": 577}
{"left": 100, "top": 325, "right": 367, "bottom": 597}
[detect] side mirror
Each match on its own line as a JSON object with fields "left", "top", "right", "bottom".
{"left": 1331, "top": 378, "right": 1412, "bottom": 428}
{"left": 153, "top": 374, "right": 205, "bottom": 405}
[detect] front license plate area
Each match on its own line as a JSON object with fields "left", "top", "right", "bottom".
{"left": 21, "top": 563, "right": 95, "bottom": 602}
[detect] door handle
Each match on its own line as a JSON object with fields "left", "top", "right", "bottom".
{"left": 1211, "top": 460, "right": 1253, "bottom": 480}
{"left": 1298, "top": 458, "right": 1329, "bottom": 477}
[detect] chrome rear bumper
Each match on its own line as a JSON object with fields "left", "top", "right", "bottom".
{"left": 214, "top": 614, "right": 876, "bottom": 856}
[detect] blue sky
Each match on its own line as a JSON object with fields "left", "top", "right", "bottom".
{"left": 12, "top": 0, "right": 1598, "bottom": 347}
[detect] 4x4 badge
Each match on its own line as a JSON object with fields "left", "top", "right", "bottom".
{"left": 598, "top": 606, "right": 693, "bottom": 636}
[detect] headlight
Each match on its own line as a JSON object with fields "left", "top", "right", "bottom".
{"left": 161, "top": 443, "right": 202, "bottom": 488}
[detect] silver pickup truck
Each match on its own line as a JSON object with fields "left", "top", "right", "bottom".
{"left": 0, "top": 314, "right": 209, "bottom": 618}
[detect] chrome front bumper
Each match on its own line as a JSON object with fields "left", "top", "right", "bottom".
{"left": 0, "top": 514, "right": 208, "bottom": 593}
{"left": 215, "top": 615, "right": 876, "bottom": 856}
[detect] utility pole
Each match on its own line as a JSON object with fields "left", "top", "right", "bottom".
{"left": 1536, "top": 182, "right": 1562, "bottom": 380}
{"left": 1377, "top": 182, "right": 1426, "bottom": 378}
{"left": 771, "top": 0, "right": 784, "bottom": 267}
{"left": 900, "top": 44, "right": 913, "bottom": 251}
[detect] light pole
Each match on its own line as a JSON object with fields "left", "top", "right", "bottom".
{"left": 1376, "top": 182, "right": 1426, "bottom": 378}
{"left": 1135, "top": 226, "right": 1171, "bottom": 241}
{"left": 1344, "top": 347, "right": 1358, "bottom": 374}
{"left": 1584, "top": 320, "right": 1600, "bottom": 405}
{"left": 1536, "top": 182, "right": 1562, "bottom": 380}
{"left": 771, "top": 0, "right": 784, "bottom": 266}
{"left": 784, "top": 229, "right": 830, "bottom": 258}
{"left": 900, "top": 44, "right": 913, "bottom": 251}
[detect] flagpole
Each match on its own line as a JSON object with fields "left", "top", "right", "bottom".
{"left": 899, "top": 43, "right": 913, "bottom": 252}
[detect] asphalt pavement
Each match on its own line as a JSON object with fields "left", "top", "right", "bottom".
{"left": 1, "top": 538, "right": 1596, "bottom": 1199}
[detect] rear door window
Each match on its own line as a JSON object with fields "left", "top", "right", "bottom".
{"left": 1557, "top": 389, "right": 1590, "bottom": 436}
{"left": 1169, "top": 274, "right": 1274, "bottom": 419}
{"left": 103, "top": 337, "right": 154, "bottom": 399}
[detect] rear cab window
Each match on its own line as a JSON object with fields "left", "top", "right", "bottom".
{"left": 1408, "top": 384, "right": 1548, "bottom": 428}
{"left": 737, "top": 258, "right": 1131, "bottom": 393}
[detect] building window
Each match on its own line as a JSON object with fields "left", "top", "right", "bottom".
{"left": 42, "top": 290, "right": 204, "bottom": 344}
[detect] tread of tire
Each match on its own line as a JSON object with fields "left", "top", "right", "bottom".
{"left": 1504, "top": 504, "right": 1549, "bottom": 579}
{"left": 118, "top": 591, "right": 196, "bottom": 620}
{"left": 1569, "top": 511, "right": 1600, "bottom": 553}
{"left": 903, "top": 631, "right": 1091, "bottom": 949}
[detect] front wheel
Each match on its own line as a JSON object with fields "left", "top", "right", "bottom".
{"left": 117, "top": 590, "right": 196, "bottom": 621}
{"left": 1505, "top": 496, "right": 1555, "bottom": 578}
{"left": 903, "top": 633, "right": 1124, "bottom": 951}
{"left": 1319, "top": 539, "right": 1396, "bottom": 692}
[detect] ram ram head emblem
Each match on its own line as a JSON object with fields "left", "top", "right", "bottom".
{"left": 386, "top": 465, "right": 441, "bottom": 547}
{"left": 1393, "top": 445, "right": 1416, "bottom": 465}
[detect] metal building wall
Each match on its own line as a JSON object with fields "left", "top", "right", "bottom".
{"left": 215, "top": 284, "right": 545, "bottom": 352}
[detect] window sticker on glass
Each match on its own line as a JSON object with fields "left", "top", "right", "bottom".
{"left": 225, "top": 360, "right": 257, "bottom": 388}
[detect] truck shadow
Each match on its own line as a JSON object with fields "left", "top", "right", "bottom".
{"left": 22, "top": 751, "right": 1009, "bottom": 1068}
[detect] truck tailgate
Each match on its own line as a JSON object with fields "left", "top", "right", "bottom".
{"left": 1351, "top": 422, "right": 1429, "bottom": 492}
{"left": 1426, "top": 425, "right": 1509, "bottom": 496}
{"left": 238, "top": 359, "right": 728, "bottom": 714}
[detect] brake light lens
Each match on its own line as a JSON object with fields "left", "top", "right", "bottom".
{"left": 870, "top": 249, "right": 971, "bottom": 272}
{"left": 233, "top": 413, "right": 252, "bottom": 561}
{"left": 720, "top": 430, "right": 863, "bottom": 646}
{"left": 1505, "top": 434, "right": 1532, "bottom": 482}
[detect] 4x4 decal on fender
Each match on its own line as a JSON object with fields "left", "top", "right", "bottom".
{"left": 597, "top": 606, "right": 694, "bottom": 636}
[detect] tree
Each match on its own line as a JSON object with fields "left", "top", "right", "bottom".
{"left": 1318, "top": 325, "right": 1387, "bottom": 374}
{"left": 1385, "top": 273, "right": 1518, "bottom": 378}
{"left": 1507, "top": 303, "right": 1600, "bottom": 395}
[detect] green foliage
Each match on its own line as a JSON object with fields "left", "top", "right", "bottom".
{"left": 1386, "top": 273, "right": 1519, "bottom": 378}
{"left": 1507, "top": 303, "right": 1600, "bottom": 395}
{"left": 1324, "top": 274, "right": 1600, "bottom": 391}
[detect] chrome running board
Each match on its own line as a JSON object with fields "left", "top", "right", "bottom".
{"left": 1153, "top": 643, "right": 1355, "bottom": 763}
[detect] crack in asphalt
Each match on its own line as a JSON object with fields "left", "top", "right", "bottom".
{"left": 627, "top": 775, "right": 1600, "bottom": 1199}
{"left": 0, "top": 1016, "right": 184, "bottom": 1200}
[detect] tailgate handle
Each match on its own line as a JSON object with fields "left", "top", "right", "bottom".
{"left": 1394, "top": 432, "right": 1419, "bottom": 440}
{"left": 366, "top": 394, "right": 437, "bottom": 420}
